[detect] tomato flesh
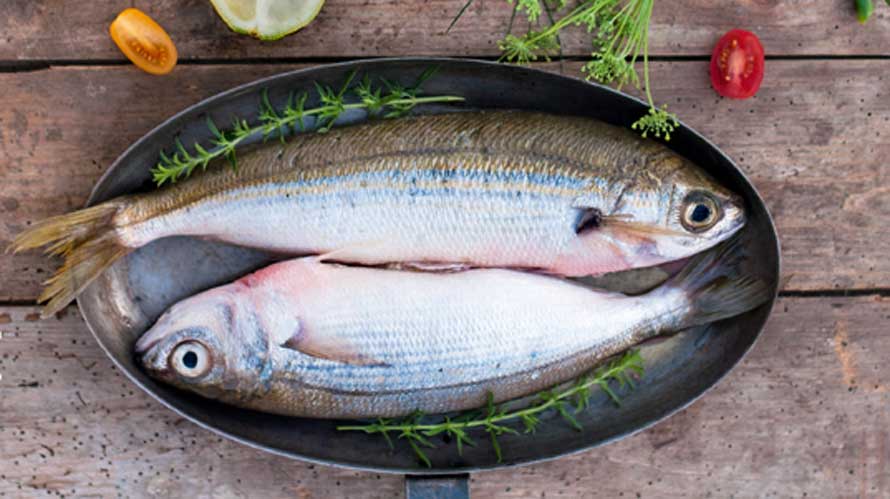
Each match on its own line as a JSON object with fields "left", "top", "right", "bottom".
{"left": 110, "top": 8, "right": 178, "bottom": 75}
{"left": 710, "top": 29, "right": 764, "bottom": 99}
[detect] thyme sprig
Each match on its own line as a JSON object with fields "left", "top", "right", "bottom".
{"left": 337, "top": 349, "right": 644, "bottom": 467}
{"left": 151, "top": 68, "right": 465, "bottom": 186}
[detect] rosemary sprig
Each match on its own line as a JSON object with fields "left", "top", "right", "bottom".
{"left": 151, "top": 68, "right": 465, "bottom": 186}
{"left": 337, "top": 349, "right": 644, "bottom": 466}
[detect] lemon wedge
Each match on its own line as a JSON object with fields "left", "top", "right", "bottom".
{"left": 209, "top": 0, "right": 325, "bottom": 40}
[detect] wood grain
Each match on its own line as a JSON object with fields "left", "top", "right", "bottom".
{"left": 1, "top": 0, "right": 890, "bottom": 61}
{"left": 1, "top": 296, "right": 887, "bottom": 497}
{"left": 2, "top": 60, "right": 888, "bottom": 299}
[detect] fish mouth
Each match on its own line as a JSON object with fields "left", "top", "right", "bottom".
{"left": 134, "top": 313, "right": 180, "bottom": 354}
{"left": 136, "top": 344, "right": 168, "bottom": 378}
{"left": 135, "top": 328, "right": 165, "bottom": 354}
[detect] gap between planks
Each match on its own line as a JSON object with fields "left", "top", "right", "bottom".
{"left": 6, "top": 53, "right": 890, "bottom": 73}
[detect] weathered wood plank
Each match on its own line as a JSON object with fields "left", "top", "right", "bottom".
{"left": 2, "top": 60, "right": 888, "bottom": 298}
{"left": 1, "top": 0, "right": 889, "bottom": 61}
{"left": 1, "top": 296, "right": 887, "bottom": 497}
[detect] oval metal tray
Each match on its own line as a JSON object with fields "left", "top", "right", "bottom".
{"left": 78, "top": 58, "right": 780, "bottom": 474}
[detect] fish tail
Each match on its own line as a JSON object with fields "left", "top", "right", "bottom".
{"left": 666, "top": 236, "right": 771, "bottom": 328}
{"left": 9, "top": 201, "right": 130, "bottom": 318}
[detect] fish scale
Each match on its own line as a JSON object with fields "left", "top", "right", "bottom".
{"left": 255, "top": 261, "right": 662, "bottom": 416}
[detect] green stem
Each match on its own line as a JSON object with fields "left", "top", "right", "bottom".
{"left": 336, "top": 350, "right": 641, "bottom": 434}
{"left": 601, "top": 0, "right": 637, "bottom": 56}
{"left": 640, "top": 0, "right": 654, "bottom": 107}
{"left": 153, "top": 94, "right": 464, "bottom": 185}
{"left": 523, "top": 0, "right": 607, "bottom": 46}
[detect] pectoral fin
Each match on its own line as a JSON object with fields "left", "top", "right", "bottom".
{"left": 572, "top": 200, "right": 692, "bottom": 239}
{"left": 600, "top": 217, "right": 694, "bottom": 238}
{"left": 279, "top": 328, "right": 389, "bottom": 367}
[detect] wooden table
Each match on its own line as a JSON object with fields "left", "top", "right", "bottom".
{"left": 2, "top": 1, "right": 888, "bottom": 497}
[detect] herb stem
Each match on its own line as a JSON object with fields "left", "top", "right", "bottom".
{"left": 496, "top": 0, "right": 677, "bottom": 141}
{"left": 336, "top": 349, "right": 643, "bottom": 465}
{"left": 526, "top": 1, "right": 604, "bottom": 46}
{"left": 152, "top": 71, "right": 465, "bottom": 186}
{"left": 337, "top": 354, "right": 633, "bottom": 432}
{"left": 639, "top": 0, "right": 655, "bottom": 106}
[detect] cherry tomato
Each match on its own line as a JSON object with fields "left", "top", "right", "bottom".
{"left": 709, "top": 29, "right": 764, "bottom": 99}
{"left": 109, "top": 8, "right": 178, "bottom": 75}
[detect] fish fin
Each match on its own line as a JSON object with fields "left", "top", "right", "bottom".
{"left": 280, "top": 332, "right": 390, "bottom": 367}
{"left": 572, "top": 205, "right": 691, "bottom": 238}
{"left": 664, "top": 236, "right": 770, "bottom": 329}
{"left": 9, "top": 201, "right": 130, "bottom": 318}
{"left": 658, "top": 257, "right": 691, "bottom": 278}
{"left": 600, "top": 215, "right": 695, "bottom": 238}
{"left": 386, "top": 261, "right": 472, "bottom": 273}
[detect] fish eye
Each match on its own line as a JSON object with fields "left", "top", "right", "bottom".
{"left": 681, "top": 193, "right": 721, "bottom": 232}
{"left": 169, "top": 341, "right": 211, "bottom": 378}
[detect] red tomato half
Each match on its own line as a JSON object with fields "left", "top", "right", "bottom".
{"left": 710, "top": 29, "right": 764, "bottom": 99}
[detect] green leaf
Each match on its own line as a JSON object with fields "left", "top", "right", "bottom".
{"left": 207, "top": 117, "right": 225, "bottom": 141}
{"left": 555, "top": 401, "right": 582, "bottom": 431}
{"left": 337, "top": 69, "right": 358, "bottom": 98}
{"left": 224, "top": 149, "right": 238, "bottom": 171}
{"left": 485, "top": 392, "right": 498, "bottom": 419}
{"left": 488, "top": 428, "right": 503, "bottom": 462}
{"left": 407, "top": 438, "right": 432, "bottom": 468}
{"left": 520, "top": 412, "right": 540, "bottom": 433}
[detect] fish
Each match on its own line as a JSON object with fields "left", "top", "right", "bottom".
{"left": 136, "top": 238, "right": 768, "bottom": 419}
{"left": 11, "top": 111, "right": 746, "bottom": 317}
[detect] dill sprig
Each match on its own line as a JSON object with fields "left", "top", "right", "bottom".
{"left": 337, "top": 349, "right": 644, "bottom": 467}
{"left": 484, "top": 0, "right": 678, "bottom": 140}
{"left": 151, "top": 68, "right": 465, "bottom": 186}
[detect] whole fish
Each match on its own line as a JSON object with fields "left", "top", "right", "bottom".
{"left": 137, "top": 239, "right": 767, "bottom": 418}
{"left": 12, "top": 111, "right": 745, "bottom": 316}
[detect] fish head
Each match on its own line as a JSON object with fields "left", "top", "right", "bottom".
{"left": 591, "top": 156, "right": 746, "bottom": 268}
{"left": 136, "top": 286, "right": 272, "bottom": 404}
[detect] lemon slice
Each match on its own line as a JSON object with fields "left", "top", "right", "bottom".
{"left": 210, "top": 0, "right": 325, "bottom": 40}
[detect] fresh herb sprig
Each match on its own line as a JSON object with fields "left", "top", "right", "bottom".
{"left": 500, "top": 0, "right": 677, "bottom": 139}
{"left": 151, "top": 69, "right": 465, "bottom": 186}
{"left": 337, "top": 349, "right": 644, "bottom": 467}
{"left": 448, "top": 0, "right": 677, "bottom": 140}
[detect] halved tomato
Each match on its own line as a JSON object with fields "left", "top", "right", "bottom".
{"left": 110, "top": 8, "right": 178, "bottom": 75}
{"left": 710, "top": 29, "right": 764, "bottom": 99}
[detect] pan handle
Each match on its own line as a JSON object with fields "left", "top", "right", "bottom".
{"left": 405, "top": 474, "right": 470, "bottom": 499}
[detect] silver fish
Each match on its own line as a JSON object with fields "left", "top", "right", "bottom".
{"left": 12, "top": 111, "right": 744, "bottom": 317}
{"left": 137, "top": 239, "right": 767, "bottom": 419}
